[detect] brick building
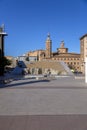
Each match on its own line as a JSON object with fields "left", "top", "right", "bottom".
{"left": 80, "top": 34, "right": 87, "bottom": 73}
{"left": 26, "top": 33, "right": 87, "bottom": 73}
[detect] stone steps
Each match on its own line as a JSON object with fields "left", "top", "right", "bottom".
{"left": 26, "top": 60, "right": 67, "bottom": 74}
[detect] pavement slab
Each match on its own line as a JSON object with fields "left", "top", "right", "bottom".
{"left": 0, "top": 76, "right": 87, "bottom": 129}
{"left": 0, "top": 115, "right": 87, "bottom": 130}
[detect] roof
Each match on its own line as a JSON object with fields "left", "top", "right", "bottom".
{"left": 0, "top": 32, "right": 7, "bottom": 35}
{"left": 52, "top": 52, "right": 80, "bottom": 57}
{"left": 80, "top": 34, "right": 87, "bottom": 40}
{"left": 53, "top": 51, "right": 80, "bottom": 55}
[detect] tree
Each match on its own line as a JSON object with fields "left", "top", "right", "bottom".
{"left": 25, "top": 57, "right": 29, "bottom": 61}
{"left": 0, "top": 57, "right": 12, "bottom": 68}
{"left": 68, "top": 64, "right": 76, "bottom": 72}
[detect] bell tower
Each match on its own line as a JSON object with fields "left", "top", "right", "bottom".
{"left": 46, "top": 33, "right": 52, "bottom": 58}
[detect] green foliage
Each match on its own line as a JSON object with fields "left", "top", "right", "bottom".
{"left": 25, "top": 57, "right": 29, "bottom": 61}
{"left": 0, "top": 57, "right": 12, "bottom": 67}
{"left": 38, "top": 68, "right": 42, "bottom": 74}
{"left": 57, "top": 71, "right": 62, "bottom": 75}
{"left": 68, "top": 64, "right": 75, "bottom": 70}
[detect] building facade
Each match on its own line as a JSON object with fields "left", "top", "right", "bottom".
{"left": 80, "top": 34, "right": 87, "bottom": 73}
{"left": 26, "top": 33, "right": 87, "bottom": 73}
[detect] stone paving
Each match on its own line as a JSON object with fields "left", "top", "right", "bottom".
{"left": 0, "top": 75, "right": 87, "bottom": 130}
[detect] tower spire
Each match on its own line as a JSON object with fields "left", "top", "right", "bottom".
{"left": 47, "top": 33, "right": 51, "bottom": 40}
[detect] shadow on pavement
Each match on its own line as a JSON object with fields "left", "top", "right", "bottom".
{"left": 0, "top": 79, "right": 50, "bottom": 88}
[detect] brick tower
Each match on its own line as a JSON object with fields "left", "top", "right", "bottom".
{"left": 46, "top": 33, "right": 52, "bottom": 59}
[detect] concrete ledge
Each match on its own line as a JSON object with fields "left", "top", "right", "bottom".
{"left": 75, "top": 76, "right": 85, "bottom": 79}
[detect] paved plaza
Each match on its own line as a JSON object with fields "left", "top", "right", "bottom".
{"left": 0, "top": 75, "right": 87, "bottom": 130}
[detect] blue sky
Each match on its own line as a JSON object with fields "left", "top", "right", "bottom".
{"left": 0, "top": 0, "right": 87, "bottom": 57}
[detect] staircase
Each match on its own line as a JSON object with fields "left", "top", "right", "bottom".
{"left": 60, "top": 61, "right": 73, "bottom": 76}
{"left": 26, "top": 60, "right": 73, "bottom": 75}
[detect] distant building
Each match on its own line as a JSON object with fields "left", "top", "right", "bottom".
{"left": 18, "top": 55, "right": 26, "bottom": 61}
{"left": 26, "top": 34, "right": 81, "bottom": 72}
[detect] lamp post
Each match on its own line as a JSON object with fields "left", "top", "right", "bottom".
{"left": 0, "top": 25, "right": 7, "bottom": 76}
